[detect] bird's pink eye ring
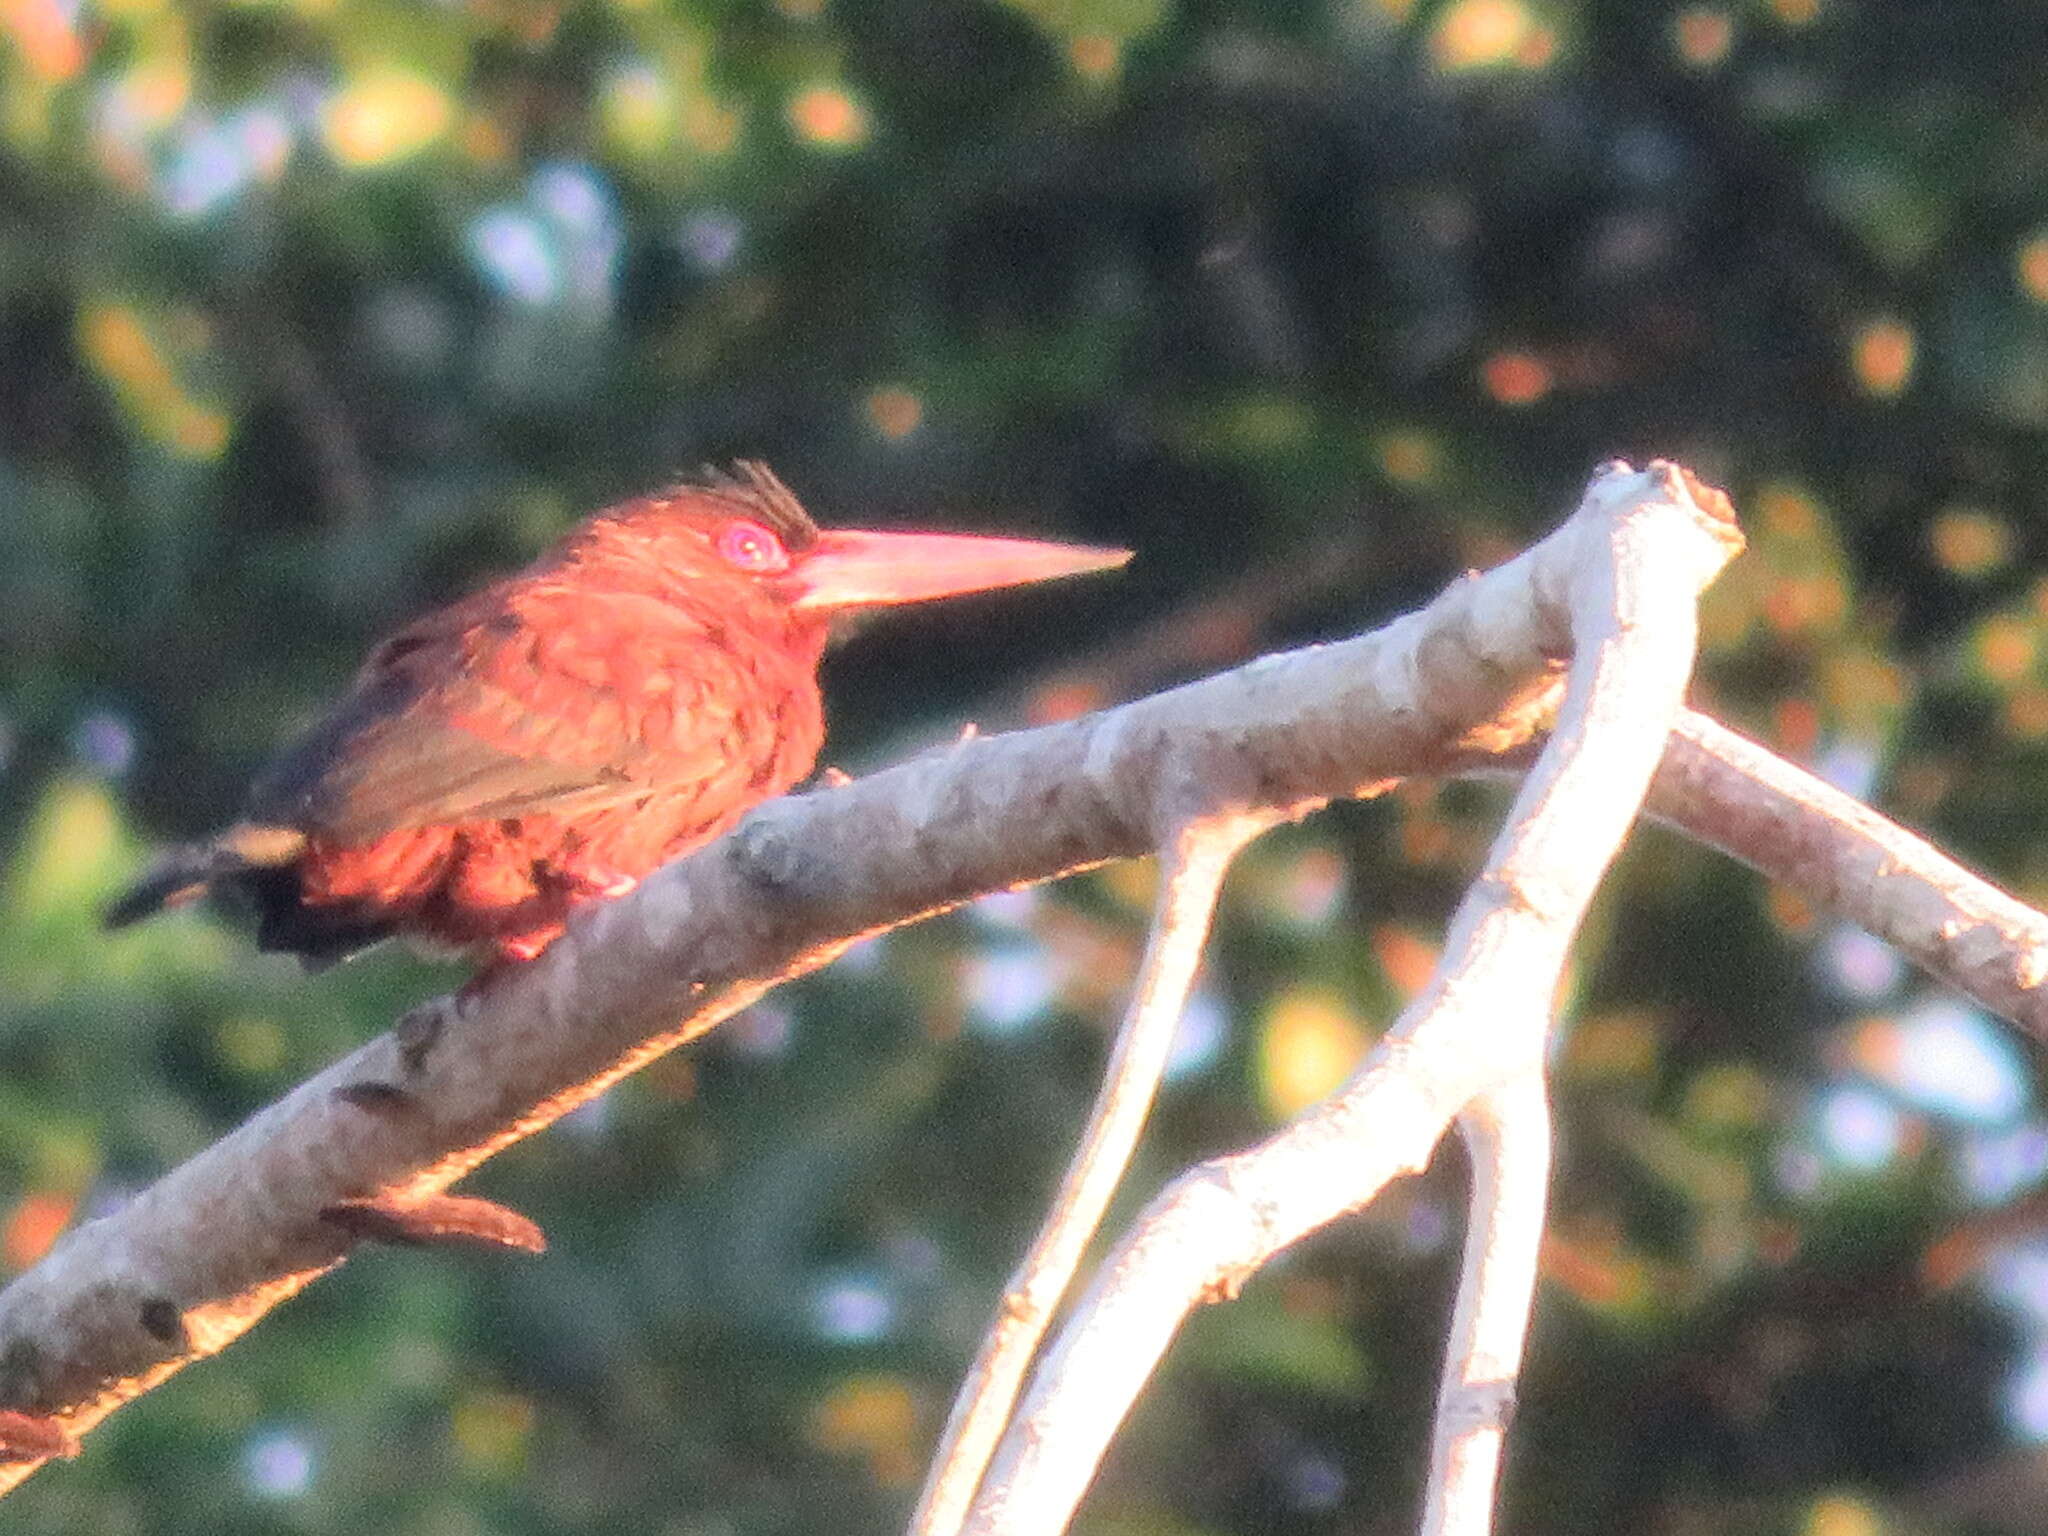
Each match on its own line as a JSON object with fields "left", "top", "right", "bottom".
{"left": 715, "top": 519, "right": 791, "bottom": 574}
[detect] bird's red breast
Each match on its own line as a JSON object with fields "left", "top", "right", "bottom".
{"left": 106, "top": 464, "right": 1129, "bottom": 968}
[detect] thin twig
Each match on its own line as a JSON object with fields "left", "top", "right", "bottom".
{"left": 1423, "top": 1073, "right": 1552, "bottom": 1536}
{"left": 910, "top": 810, "right": 1276, "bottom": 1536}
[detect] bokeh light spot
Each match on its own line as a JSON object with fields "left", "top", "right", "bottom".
{"left": 810, "top": 1374, "right": 919, "bottom": 1487}
{"left": 469, "top": 209, "right": 559, "bottom": 306}
{"left": 1069, "top": 33, "right": 1119, "bottom": 79}
{"left": 788, "top": 85, "right": 868, "bottom": 149}
{"left": 600, "top": 62, "right": 669, "bottom": 154}
{"left": 1772, "top": 0, "right": 1822, "bottom": 24}
{"left": 1480, "top": 349, "right": 1552, "bottom": 405}
{"left": 451, "top": 1388, "right": 534, "bottom": 1476}
{"left": 1816, "top": 1084, "right": 1903, "bottom": 1170}
{"left": 1672, "top": 7, "right": 1734, "bottom": 67}
{"left": 2007, "top": 686, "right": 2048, "bottom": 739}
{"left": 2019, "top": 233, "right": 2048, "bottom": 306}
{"left": 3, "top": 1191, "right": 75, "bottom": 1270}
{"left": 321, "top": 71, "right": 452, "bottom": 168}
{"left": 1371, "top": 922, "right": 1438, "bottom": 998}
{"left": 1430, "top": 0, "right": 1537, "bottom": 71}
{"left": 1929, "top": 506, "right": 2011, "bottom": 577}
{"left": 865, "top": 385, "right": 923, "bottom": 440}
{"left": 1850, "top": 316, "right": 1914, "bottom": 398}
{"left": 1818, "top": 926, "right": 1903, "bottom": 1001}
{"left": 1376, "top": 429, "right": 1439, "bottom": 485}
{"left": 3, "top": 0, "right": 85, "bottom": 81}
{"left": 1805, "top": 1495, "right": 1879, "bottom": 1536}
{"left": 215, "top": 1014, "right": 286, "bottom": 1076}
{"left": 1166, "top": 987, "right": 1229, "bottom": 1081}
{"left": 1846, "top": 1001, "right": 2028, "bottom": 1125}
{"left": 1562, "top": 1012, "right": 1660, "bottom": 1082}
{"left": 241, "top": 1428, "right": 315, "bottom": 1499}
{"left": 812, "top": 1274, "right": 895, "bottom": 1344}
{"left": 965, "top": 944, "right": 1056, "bottom": 1033}
{"left": 1259, "top": 987, "right": 1368, "bottom": 1120}
{"left": 1974, "top": 616, "right": 2036, "bottom": 684}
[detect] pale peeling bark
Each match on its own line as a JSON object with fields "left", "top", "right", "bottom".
{"left": 2, "top": 459, "right": 2045, "bottom": 1518}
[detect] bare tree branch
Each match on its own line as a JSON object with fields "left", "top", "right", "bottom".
{"left": 1423, "top": 1075, "right": 1551, "bottom": 1536}
{"left": 957, "top": 461, "right": 1743, "bottom": 1534}
{"left": 911, "top": 811, "right": 1275, "bottom": 1536}
{"left": 1648, "top": 711, "right": 2048, "bottom": 1037}
{"left": 0, "top": 457, "right": 1589, "bottom": 1486}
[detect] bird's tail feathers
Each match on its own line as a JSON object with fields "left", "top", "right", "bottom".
{"left": 102, "top": 824, "right": 306, "bottom": 930}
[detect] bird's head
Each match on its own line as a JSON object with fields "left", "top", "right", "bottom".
{"left": 669, "top": 462, "right": 1131, "bottom": 621}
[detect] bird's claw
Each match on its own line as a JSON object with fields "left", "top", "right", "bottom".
{"left": 321, "top": 1193, "right": 548, "bottom": 1256}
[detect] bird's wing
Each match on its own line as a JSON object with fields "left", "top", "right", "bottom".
{"left": 247, "top": 585, "right": 742, "bottom": 843}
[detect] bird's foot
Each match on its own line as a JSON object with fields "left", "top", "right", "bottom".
{"left": 322, "top": 1192, "right": 547, "bottom": 1256}
{"left": 0, "top": 1410, "right": 78, "bottom": 1463}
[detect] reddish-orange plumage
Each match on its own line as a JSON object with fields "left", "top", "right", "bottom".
{"left": 107, "top": 464, "right": 1127, "bottom": 966}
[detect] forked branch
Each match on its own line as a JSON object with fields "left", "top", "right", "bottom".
{"left": 956, "top": 461, "right": 1743, "bottom": 1534}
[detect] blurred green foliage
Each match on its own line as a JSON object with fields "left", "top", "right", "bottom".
{"left": 6, "top": 0, "right": 2048, "bottom": 1531}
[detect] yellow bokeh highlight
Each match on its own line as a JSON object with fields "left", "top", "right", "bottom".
{"left": 1430, "top": 0, "right": 1538, "bottom": 71}
{"left": 5, "top": 777, "right": 126, "bottom": 923}
{"left": 1683, "top": 1062, "right": 1773, "bottom": 1130}
{"left": 810, "top": 1375, "right": 920, "bottom": 1488}
{"left": 1098, "top": 853, "right": 1159, "bottom": 912}
{"left": 787, "top": 84, "right": 868, "bottom": 148}
{"left": 215, "top": 1014, "right": 287, "bottom": 1076}
{"left": 1850, "top": 316, "right": 1914, "bottom": 398}
{"left": 1258, "top": 987, "right": 1369, "bottom": 1120}
{"left": 1929, "top": 506, "right": 2011, "bottom": 578}
{"left": 451, "top": 1388, "right": 534, "bottom": 1476}
{"left": 1772, "top": 0, "right": 1822, "bottom": 24}
{"left": 600, "top": 66, "right": 669, "bottom": 155}
{"left": 2019, "top": 234, "right": 2048, "bottom": 305}
{"left": 321, "top": 70, "right": 453, "bottom": 168}
{"left": 1376, "top": 429, "right": 1439, "bottom": 486}
{"left": 80, "top": 301, "right": 231, "bottom": 459}
{"left": 1562, "top": 1011, "right": 1661, "bottom": 1081}
{"left": 1804, "top": 1494, "right": 1880, "bottom": 1536}
{"left": 1672, "top": 7, "right": 1734, "bottom": 67}
{"left": 112, "top": 55, "right": 193, "bottom": 131}
{"left": 865, "top": 385, "right": 923, "bottom": 440}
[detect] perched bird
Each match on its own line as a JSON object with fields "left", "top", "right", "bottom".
{"left": 106, "top": 463, "right": 1128, "bottom": 968}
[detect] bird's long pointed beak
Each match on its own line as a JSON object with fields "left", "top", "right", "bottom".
{"left": 787, "top": 528, "right": 1131, "bottom": 612}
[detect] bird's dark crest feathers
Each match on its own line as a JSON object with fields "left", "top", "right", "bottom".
{"left": 692, "top": 461, "right": 819, "bottom": 551}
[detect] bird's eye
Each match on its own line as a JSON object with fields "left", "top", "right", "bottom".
{"left": 715, "top": 519, "right": 791, "bottom": 574}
